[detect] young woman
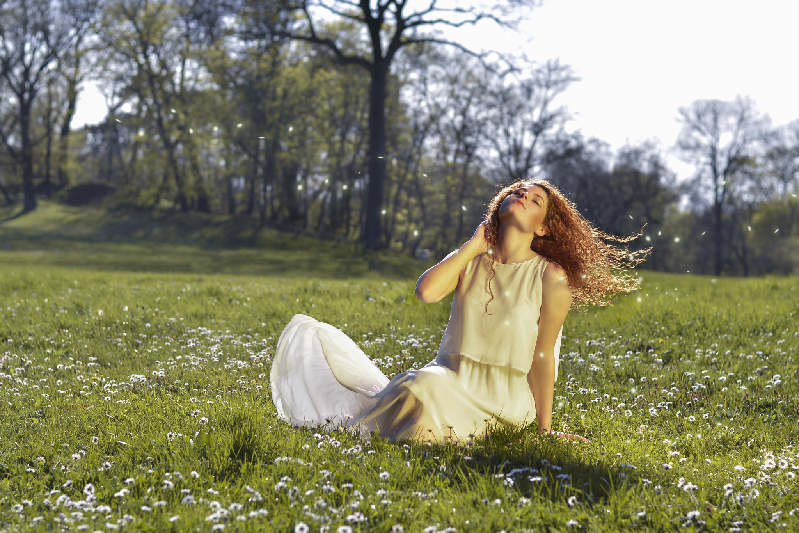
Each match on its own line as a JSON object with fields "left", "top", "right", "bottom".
{"left": 271, "top": 179, "right": 648, "bottom": 443}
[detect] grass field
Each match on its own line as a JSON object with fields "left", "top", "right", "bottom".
{"left": 1, "top": 204, "right": 798, "bottom": 532}
{"left": 0, "top": 201, "right": 422, "bottom": 280}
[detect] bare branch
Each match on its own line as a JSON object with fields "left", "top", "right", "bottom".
{"left": 314, "top": 1, "right": 365, "bottom": 24}
{"left": 286, "top": 3, "right": 371, "bottom": 69}
{"left": 405, "top": 9, "right": 508, "bottom": 30}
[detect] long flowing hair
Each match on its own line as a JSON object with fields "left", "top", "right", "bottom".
{"left": 482, "top": 179, "right": 650, "bottom": 309}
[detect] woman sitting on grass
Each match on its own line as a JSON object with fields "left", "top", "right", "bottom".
{"left": 271, "top": 179, "right": 648, "bottom": 443}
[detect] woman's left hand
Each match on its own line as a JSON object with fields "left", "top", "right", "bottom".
{"left": 554, "top": 431, "right": 589, "bottom": 443}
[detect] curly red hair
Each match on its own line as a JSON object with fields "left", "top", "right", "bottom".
{"left": 483, "top": 179, "right": 650, "bottom": 309}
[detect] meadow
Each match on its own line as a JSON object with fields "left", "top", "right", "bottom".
{"left": 1, "top": 204, "right": 798, "bottom": 532}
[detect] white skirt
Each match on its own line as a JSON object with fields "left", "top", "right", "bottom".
{"left": 271, "top": 314, "right": 548, "bottom": 442}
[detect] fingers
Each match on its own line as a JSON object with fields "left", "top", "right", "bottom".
{"left": 554, "top": 432, "right": 589, "bottom": 443}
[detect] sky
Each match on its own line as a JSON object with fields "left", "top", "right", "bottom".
{"left": 72, "top": 0, "right": 799, "bottom": 180}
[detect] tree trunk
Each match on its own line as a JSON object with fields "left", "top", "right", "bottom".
{"left": 225, "top": 177, "right": 234, "bottom": 214}
{"left": 57, "top": 64, "right": 80, "bottom": 190}
{"left": 44, "top": 78, "right": 55, "bottom": 198}
{"left": 363, "top": 63, "right": 388, "bottom": 249}
{"left": 20, "top": 97, "right": 37, "bottom": 212}
{"left": 44, "top": 116, "right": 53, "bottom": 198}
{"left": 713, "top": 200, "right": 723, "bottom": 276}
{"left": 247, "top": 140, "right": 260, "bottom": 216}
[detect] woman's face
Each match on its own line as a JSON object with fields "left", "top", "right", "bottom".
{"left": 497, "top": 184, "right": 549, "bottom": 236}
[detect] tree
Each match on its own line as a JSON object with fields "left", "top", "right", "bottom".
{"left": 675, "top": 96, "right": 770, "bottom": 275}
{"left": 0, "top": 0, "right": 85, "bottom": 211}
{"left": 277, "top": 0, "right": 535, "bottom": 249}
{"left": 487, "top": 59, "right": 577, "bottom": 183}
{"left": 54, "top": 0, "right": 100, "bottom": 193}
{"left": 543, "top": 134, "right": 675, "bottom": 243}
{"left": 98, "top": 0, "right": 231, "bottom": 212}
{"left": 542, "top": 132, "right": 611, "bottom": 225}
{"left": 762, "top": 120, "right": 799, "bottom": 198}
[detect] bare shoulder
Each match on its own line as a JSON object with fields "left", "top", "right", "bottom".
{"left": 542, "top": 260, "right": 568, "bottom": 286}
{"left": 542, "top": 260, "right": 572, "bottom": 306}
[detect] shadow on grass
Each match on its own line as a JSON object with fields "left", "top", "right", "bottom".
{"left": 369, "top": 422, "right": 655, "bottom": 507}
{"left": 0, "top": 201, "right": 428, "bottom": 279}
{"left": 0, "top": 208, "right": 26, "bottom": 224}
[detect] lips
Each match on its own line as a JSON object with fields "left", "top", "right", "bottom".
{"left": 514, "top": 199, "right": 525, "bottom": 208}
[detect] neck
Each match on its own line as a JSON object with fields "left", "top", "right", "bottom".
{"left": 492, "top": 224, "right": 538, "bottom": 264}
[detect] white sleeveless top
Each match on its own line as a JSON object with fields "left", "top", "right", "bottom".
{"left": 436, "top": 253, "right": 554, "bottom": 374}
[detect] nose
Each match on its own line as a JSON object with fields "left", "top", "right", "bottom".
{"left": 519, "top": 188, "right": 528, "bottom": 199}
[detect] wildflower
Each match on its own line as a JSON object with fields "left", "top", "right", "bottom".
{"left": 567, "top": 495, "right": 577, "bottom": 507}
{"left": 124, "top": 478, "right": 135, "bottom": 485}
{"left": 141, "top": 505, "right": 152, "bottom": 512}
{"left": 379, "top": 471, "right": 390, "bottom": 480}
{"left": 294, "top": 523, "right": 310, "bottom": 533}
{"left": 686, "top": 510, "right": 700, "bottom": 519}
{"left": 391, "top": 526, "right": 405, "bottom": 533}
{"left": 566, "top": 519, "right": 580, "bottom": 527}
{"left": 346, "top": 511, "right": 367, "bottom": 523}
{"left": 169, "top": 516, "right": 179, "bottom": 522}
{"left": 337, "top": 527, "right": 354, "bottom": 533}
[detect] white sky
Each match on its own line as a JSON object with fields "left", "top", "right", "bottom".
{"left": 73, "top": 0, "right": 799, "bottom": 180}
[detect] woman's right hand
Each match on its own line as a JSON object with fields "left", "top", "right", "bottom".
{"left": 465, "top": 222, "right": 490, "bottom": 256}
{"left": 416, "top": 222, "right": 489, "bottom": 303}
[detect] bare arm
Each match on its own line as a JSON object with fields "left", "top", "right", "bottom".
{"left": 415, "top": 223, "right": 489, "bottom": 303}
{"left": 528, "top": 261, "right": 572, "bottom": 434}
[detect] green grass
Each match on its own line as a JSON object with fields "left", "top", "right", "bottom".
{"left": 0, "top": 201, "right": 423, "bottom": 279}
{"left": 0, "top": 204, "right": 798, "bottom": 531}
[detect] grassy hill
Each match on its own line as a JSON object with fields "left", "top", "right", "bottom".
{"left": 0, "top": 201, "right": 428, "bottom": 279}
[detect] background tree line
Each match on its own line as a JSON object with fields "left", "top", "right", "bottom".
{"left": 1, "top": 0, "right": 797, "bottom": 275}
